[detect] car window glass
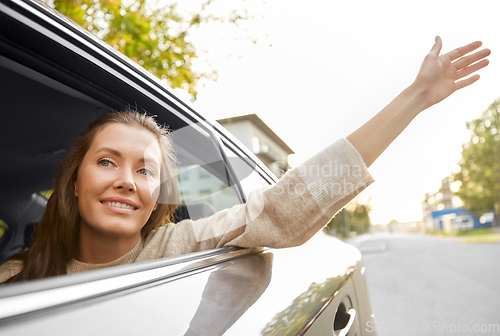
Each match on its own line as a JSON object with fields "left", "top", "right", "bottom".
{"left": 173, "top": 164, "right": 241, "bottom": 215}
{"left": 221, "top": 143, "right": 272, "bottom": 200}
{"left": 170, "top": 126, "right": 242, "bottom": 220}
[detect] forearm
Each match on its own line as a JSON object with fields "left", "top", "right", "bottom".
{"left": 225, "top": 138, "right": 374, "bottom": 248}
{"left": 346, "top": 83, "right": 428, "bottom": 168}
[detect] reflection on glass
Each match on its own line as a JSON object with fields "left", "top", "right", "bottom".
{"left": 222, "top": 146, "right": 271, "bottom": 201}
{"left": 261, "top": 274, "right": 349, "bottom": 335}
{"left": 39, "top": 190, "right": 53, "bottom": 200}
{"left": 174, "top": 164, "right": 240, "bottom": 213}
{"left": 184, "top": 252, "right": 273, "bottom": 336}
{"left": 0, "top": 220, "right": 7, "bottom": 240}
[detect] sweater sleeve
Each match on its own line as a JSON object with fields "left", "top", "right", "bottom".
{"left": 139, "top": 138, "right": 374, "bottom": 259}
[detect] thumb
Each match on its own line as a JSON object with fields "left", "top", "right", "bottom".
{"left": 430, "top": 35, "right": 442, "bottom": 56}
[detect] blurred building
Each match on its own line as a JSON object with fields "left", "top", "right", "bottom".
{"left": 422, "top": 175, "right": 465, "bottom": 232}
{"left": 386, "top": 220, "right": 425, "bottom": 234}
{"left": 217, "top": 114, "right": 294, "bottom": 178}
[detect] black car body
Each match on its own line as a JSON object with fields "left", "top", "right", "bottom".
{"left": 0, "top": 1, "right": 376, "bottom": 335}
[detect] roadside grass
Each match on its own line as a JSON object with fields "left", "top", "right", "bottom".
{"left": 460, "top": 234, "right": 500, "bottom": 243}
{"left": 427, "top": 228, "right": 500, "bottom": 243}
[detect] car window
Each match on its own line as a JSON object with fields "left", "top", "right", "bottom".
{"left": 0, "top": 8, "right": 246, "bottom": 280}
{"left": 0, "top": 60, "right": 242, "bottom": 267}
{"left": 221, "top": 142, "right": 273, "bottom": 200}
{"left": 174, "top": 163, "right": 241, "bottom": 214}
{"left": 169, "top": 127, "right": 243, "bottom": 220}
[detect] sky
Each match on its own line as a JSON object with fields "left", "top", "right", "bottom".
{"left": 180, "top": 0, "right": 500, "bottom": 224}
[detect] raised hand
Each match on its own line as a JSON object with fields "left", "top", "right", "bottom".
{"left": 347, "top": 36, "right": 491, "bottom": 168}
{"left": 414, "top": 36, "right": 491, "bottom": 108}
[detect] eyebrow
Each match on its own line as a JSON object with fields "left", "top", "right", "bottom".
{"left": 95, "top": 147, "right": 159, "bottom": 165}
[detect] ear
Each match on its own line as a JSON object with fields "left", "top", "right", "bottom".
{"left": 74, "top": 181, "right": 78, "bottom": 197}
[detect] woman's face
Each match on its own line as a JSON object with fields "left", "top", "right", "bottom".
{"left": 74, "top": 123, "right": 163, "bottom": 239}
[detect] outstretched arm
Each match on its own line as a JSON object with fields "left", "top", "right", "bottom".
{"left": 347, "top": 36, "right": 491, "bottom": 167}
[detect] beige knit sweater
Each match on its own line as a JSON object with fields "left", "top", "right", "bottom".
{"left": 0, "top": 138, "right": 374, "bottom": 282}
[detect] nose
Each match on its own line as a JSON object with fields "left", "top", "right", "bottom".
{"left": 113, "top": 170, "right": 137, "bottom": 193}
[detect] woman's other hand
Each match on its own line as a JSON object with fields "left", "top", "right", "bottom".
{"left": 414, "top": 36, "right": 491, "bottom": 108}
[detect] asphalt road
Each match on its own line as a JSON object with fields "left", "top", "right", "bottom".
{"left": 347, "top": 233, "right": 500, "bottom": 336}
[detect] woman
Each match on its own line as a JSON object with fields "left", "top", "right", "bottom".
{"left": 0, "top": 36, "right": 491, "bottom": 283}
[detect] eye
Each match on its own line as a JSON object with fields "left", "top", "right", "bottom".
{"left": 138, "top": 168, "right": 155, "bottom": 177}
{"left": 97, "top": 158, "right": 115, "bottom": 168}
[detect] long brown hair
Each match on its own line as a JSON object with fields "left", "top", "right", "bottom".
{"left": 6, "top": 110, "right": 179, "bottom": 282}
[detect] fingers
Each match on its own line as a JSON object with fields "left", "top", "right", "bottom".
{"left": 455, "top": 74, "right": 480, "bottom": 91}
{"left": 455, "top": 58, "right": 490, "bottom": 80}
{"left": 452, "top": 48, "right": 491, "bottom": 70}
{"left": 430, "top": 36, "right": 442, "bottom": 56}
{"left": 445, "top": 40, "right": 483, "bottom": 61}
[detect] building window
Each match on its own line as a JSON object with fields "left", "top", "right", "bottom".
{"left": 252, "top": 136, "right": 260, "bottom": 154}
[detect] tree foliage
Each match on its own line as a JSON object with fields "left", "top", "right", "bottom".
{"left": 454, "top": 98, "right": 500, "bottom": 214}
{"left": 324, "top": 198, "right": 372, "bottom": 238}
{"left": 46, "top": 0, "right": 250, "bottom": 99}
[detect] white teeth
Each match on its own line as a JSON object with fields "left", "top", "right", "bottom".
{"left": 103, "top": 201, "right": 135, "bottom": 210}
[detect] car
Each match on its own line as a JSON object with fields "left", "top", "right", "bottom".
{"left": 0, "top": 0, "right": 377, "bottom": 335}
{"left": 454, "top": 215, "right": 474, "bottom": 231}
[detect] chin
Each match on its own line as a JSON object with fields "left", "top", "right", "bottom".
{"left": 83, "top": 220, "right": 142, "bottom": 239}
{"left": 103, "top": 225, "right": 142, "bottom": 238}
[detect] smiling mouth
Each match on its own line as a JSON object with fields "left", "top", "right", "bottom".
{"left": 100, "top": 201, "right": 138, "bottom": 210}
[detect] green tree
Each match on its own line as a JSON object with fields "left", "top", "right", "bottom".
{"left": 454, "top": 98, "right": 500, "bottom": 216}
{"left": 324, "top": 198, "right": 372, "bottom": 238}
{"left": 46, "top": 0, "right": 251, "bottom": 99}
